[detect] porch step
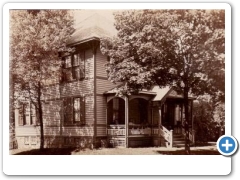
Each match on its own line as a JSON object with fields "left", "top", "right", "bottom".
{"left": 173, "top": 133, "right": 186, "bottom": 148}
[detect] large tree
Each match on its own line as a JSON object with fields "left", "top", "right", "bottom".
{"left": 100, "top": 10, "right": 225, "bottom": 154}
{"left": 10, "top": 10, "right": 75, "bottom": 150}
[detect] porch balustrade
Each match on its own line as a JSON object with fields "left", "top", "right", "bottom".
{"left": 152, "top": 127, "right": 159, "bottom": 135}
{"left": 160, "top": 126, "right": 173, "bottom": 147}
{"left": 129, "top": 127, "right": 151, "bottom": 135}
{"left": 107, "top": 125, "right": 153, "bottom": 136}
{"left": 152, "top": 126, "right": 173, "bottom": 147}
{"left": 180, "top": 126, "right": 195, "bottom": 144}
{"left": 107, "top": 125, "right": 126, "bottom": 136}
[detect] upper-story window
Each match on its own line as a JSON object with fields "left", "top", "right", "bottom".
{"left": 62, "top": 51, "right": 85, "bottom": 82}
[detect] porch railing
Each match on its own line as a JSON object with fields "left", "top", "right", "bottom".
{"left": 107, "top": 125, "right": 126, "bottom": 136}
{"left": 152, "top": 127, "right": 159, "bottom": 135}
{"left": 160, "top": 126, "right": 173, "bottom": 147}
{"left": 152, "top": 126, "right": 173, "bottom": 147}
{"left": 181, "top": 126, "right": 195, "bottom": 145}
{"left": 129, "top": 127, "right": 151, "bottom": 135}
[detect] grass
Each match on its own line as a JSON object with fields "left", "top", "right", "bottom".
{"left": 10, "top": 146, "right": 220, "bottom": 155}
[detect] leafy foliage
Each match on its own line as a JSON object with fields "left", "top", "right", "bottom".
{"left": 101, "top": 10, "right": 224, "bottom": 97}
{"left": 100, "top": 10, "right": 225, "bottom": 153}
{"left": 10, "top": 10, "right": 75, "bottom": 149}
{"left": 193, "top": 98, "right": 224, "bottom": 142}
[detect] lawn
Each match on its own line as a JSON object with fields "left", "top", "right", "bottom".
{"left": 10, "top": 146, "right": 220, "bottom": 155}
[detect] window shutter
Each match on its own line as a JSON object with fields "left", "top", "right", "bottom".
{"left": 18, "top": 105, "right": 25, "bottom": 126}
{"left": 35, "top": 108, "right": 40, "bottom": 125}
{"left": 61, "top": 69, "right": 66, "bottom": 83}
{"left": 80, "top": 68, "right": 85, "bottom": 80}
{"left": 18, "top": 106, "right": 23, "bottom": 126}
{"left": 80, "top": 51, "right": 85, "bottom": 80}
{"left": 63, "top": 98, "right": 73, "bottom": 125}
{"left": 80, "top": 97, "right": 85, "bottom": 124}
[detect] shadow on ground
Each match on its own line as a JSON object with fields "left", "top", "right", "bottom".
{"left": 13, "top": 148, "right": 76, "bottom": 155}
{"left": 156, "top": 149, "right": 220, "bottom": 155}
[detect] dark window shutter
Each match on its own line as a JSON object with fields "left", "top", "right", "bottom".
{"left": 80, "top": 97, "right": 85, "bottom": 124}
{"left": 35, "top": 108, "right": 40, "bottom": 125}
{"left": 18, "top": 110, "right": 23, "bottom": 126}
{"left": 79, "top": 51, "right": 85, "bottom": 80}
{"left": 18, "top": 105, "right": 25, "bottom": 126}
{"left": 79, "top": 68, "right": 85, "bottom": 80}
{"left": 63, "top": 98, "right": 74, "bottom": 125}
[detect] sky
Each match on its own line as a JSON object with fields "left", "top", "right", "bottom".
{"left": 73, "top": 9, "right": 117, "bottom": 25}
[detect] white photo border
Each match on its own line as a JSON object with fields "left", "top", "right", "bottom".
{"left": 3, "top": 2, "right": 231, "bottom": 175}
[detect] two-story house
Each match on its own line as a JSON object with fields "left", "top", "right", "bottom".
{"left": 14, "top": 13, "right": 195, "bottom": 149}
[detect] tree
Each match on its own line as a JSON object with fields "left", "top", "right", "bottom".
{"left": 193, "top": 97, "right": 225, "bottom": 143}
{"left": 10, "top": 10, "right": 75, "bottom": 150}
{"left": 100, "top": 10, "right": 225, "bottom": 154}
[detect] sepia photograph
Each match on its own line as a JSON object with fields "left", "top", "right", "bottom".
{"left": 9, "top": 8, "right": 225, "bottom": 156}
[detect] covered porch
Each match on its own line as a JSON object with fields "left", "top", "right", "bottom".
{"left": 104, "top": 86, "right": 195, "bottom": 148}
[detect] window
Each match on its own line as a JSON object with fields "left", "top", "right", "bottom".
{"left": 107, "top": 98, "right": 125, "bottom": 125}
{"left": 18, "top": 102, "right": 38, "bottom": 126}
{"left": 63, "top": 97, "right": 85, "bottom": 125}
{"left": 113, "top": 98, "right": 119, "bottom": 124}
{"left": 62, "top": 51, "right": 85, "bottom": 82}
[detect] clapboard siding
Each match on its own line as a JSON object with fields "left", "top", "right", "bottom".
{"left": 96, "top": 79, "right": 120, "bottom": 94}
{"left": 15, "top": 127, "right": 61, "bottom": 136}
{"left": 43, "top": 100, "right": 61, "bottom": 126}
{"left": 42, "top": 84, "right": 60, "bottom": 100}
{"left": 96, "top": 47, "right": 108, "bottom": 78}
{"left": 85, "top": 48, "right": 94, "bottom": 78}
{"left": 62, "top": 126, "right": 94, "bottom": 136}
{"left": 15, "top": 126, "right": 40, "bottom": 136}
{"left": 85, "top": 95, "right": 94, "bottom": 124}
{"left": 97, "top": 126, "right": 107, "bottom": 136}
{"left": 15, "top": 126, "right": 94, "bottom": 137}
{"left": 96, "top": 95, "right": 107, "bottom": 125}
{"left": 44, "top": 127, "right": 61, "bottom": 135}
{"left": 61, "top": 79, "right": 94, "bottom": 98}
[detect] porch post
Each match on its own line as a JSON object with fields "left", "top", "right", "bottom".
{"left": 158, "top": 105, "right": 162, "bottom": 146}
{"left": 125, "top": 96, "right": 129, "bottom": 148}
{"left": 180, "top": 104, "right": 183, "bottom": 134}
{"left": 191, "top": 100, "right": 193, "bottom": 131}
{"left": 191, "top": 100, "right": 195, "bottom": 145}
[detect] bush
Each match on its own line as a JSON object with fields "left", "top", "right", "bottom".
{"left": 193, "top": 99, "right": 224, "bottom": 142}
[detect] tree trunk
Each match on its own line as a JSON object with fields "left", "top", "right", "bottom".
{"left": 37, "top": 82, "right": 44, "bottom": 150}
{"left": 184, "top": 87, "right": 191, "bottom": 154}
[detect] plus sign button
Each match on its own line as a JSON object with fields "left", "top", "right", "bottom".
{"left": 217, "top": 135, "right": 238, "bottom": 156}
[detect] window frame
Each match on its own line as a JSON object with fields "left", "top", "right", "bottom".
{"left": 62, "top": 51, "right": 85, "bottom": 82}
{"left": 63, "top": 96, "right": 85, "bottom": 126}
{"left": 18, "top": 102, "right": 38, "bottom": 126}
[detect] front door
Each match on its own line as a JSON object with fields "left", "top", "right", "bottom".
{"left": 162, "top": 101, "right": 175, "bottom": 131}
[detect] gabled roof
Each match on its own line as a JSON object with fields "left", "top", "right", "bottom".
{"left": 151, "top": 86, "right": 172, "bottom": 101}
{"left": 68, "top": 13, "right": 117, "bottom": 45}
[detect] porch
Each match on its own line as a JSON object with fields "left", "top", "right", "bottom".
{"left": 105, "top": 86, "right": 195, "bottom": 148}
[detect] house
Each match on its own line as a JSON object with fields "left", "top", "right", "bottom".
{"left": 14, "top": 13, "right": 195, "bottom": 149}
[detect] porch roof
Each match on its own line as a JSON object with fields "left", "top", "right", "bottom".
{"left": 104, "top": 85, "right": 194, "bottom": 101}
{"left": 104, "top": 87, "right": 157, "bottom": 96}
{"left": 151, "top": 86, "right": 172, "bottom": 101}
